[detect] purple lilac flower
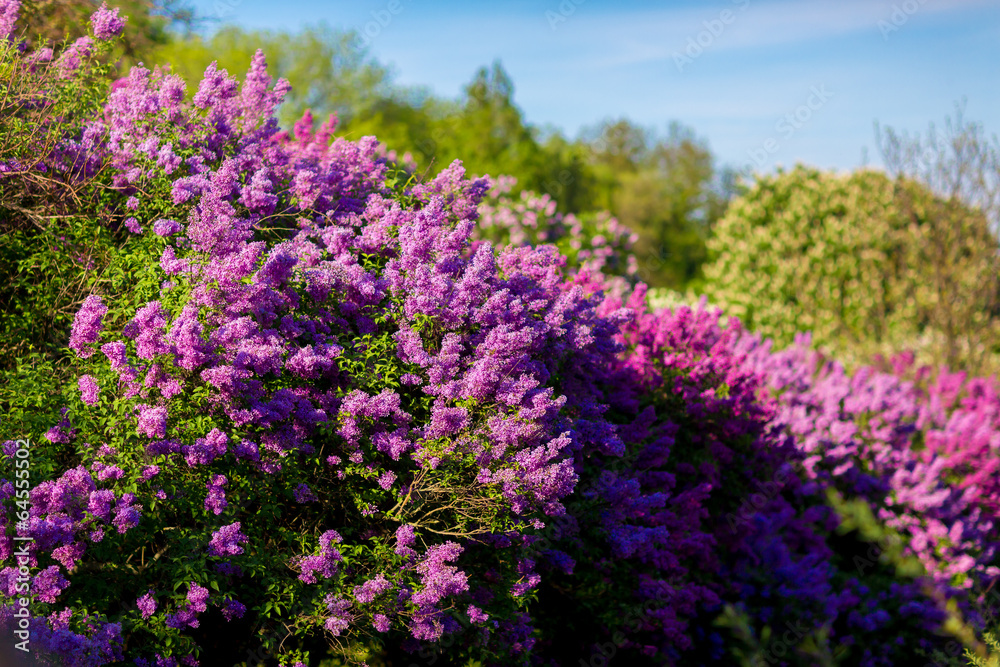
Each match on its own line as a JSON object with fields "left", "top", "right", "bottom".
{"left": 137, "top": 591, "right": 157, "bottom": 619}
{"left": 153, "top": 219, "right": 182, "bottom": 237}
{"left": 165, "top": 583, "right": 210, "bottom": 630}
{"left": 323, "top": 596, "right": 352, "bottom": 637}
{"left": 136, "top": 405, "right": 167, "bottom": 439}
{"left": 0, "top": 0, "right": 18, "bottom": 41}
{"left": 292, "top": 483, "right": 316, "bottom": 503}
{"left": 377, "top": 471, "right": 396, "bottom": 490}
{"left": 204, "top": 475, "right": 228, "bottom": 515}
{"left": 208, "top": 522, "right": 248, "bottom": 556}
{"left": 56, "top": 36, "right": 94, "bottom": 78}
{"left": 352, "top": 574, "right": 392, "bottom": 603}
{"left": 32, "top": 566, "right": 69, "bottom": 603}
{"left": 112, "top": 493, "right": 141, "bottom": 533}
{"left": 298, "top": 530, "right": 342, "bottom": 583}
{"left": 220, "top": 599, "right": 246, "bottom": 621}
{"left": 185, "top": 428, "right": 228, "bottom": 466}
{"left": 187, "top": 583, "right": 209, "bottom": 612}
{"left": 78, "top": 375, "right": 100, "bottom": 405}
{"left": 467, "top": 605, "right": 489, "bottom": 623}
{"left": 44, "top": 409, "right": 75, "bottom": 444}
{"left": 69, "top": 295, "right": 107, "bottom": 358}
{"left": 90, "top": 2, "right": 126, "bottom": 39}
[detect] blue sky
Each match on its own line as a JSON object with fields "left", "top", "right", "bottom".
{"left": 186, "top": 0, "right": 1000, "bottom": 173}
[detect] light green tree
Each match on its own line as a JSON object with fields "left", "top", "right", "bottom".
{"left": 703, "top": 165, "right": 1000, "bottom": 374}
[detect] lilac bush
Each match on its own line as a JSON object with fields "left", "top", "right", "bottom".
{"left": 742, "top": 336, "right": 1000, "bottom": 595}
{"left": 526, "top": 288, "right": 957, "bottom": 665}
{"left": 0, "top": 6, "right": 628, "bottom": 664}
{"left": 0, "top": 3, "right": 998, "bottom": 666}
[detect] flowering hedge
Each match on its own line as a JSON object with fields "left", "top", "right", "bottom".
{"left": 0, "top": 4, "right": 998, "bottom": 667}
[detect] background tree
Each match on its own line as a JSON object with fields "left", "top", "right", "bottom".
{"left": 702, "top": 165, "right": 1000, "bottom": 374}
{"left": 152, "top": 23, "right": 409, "bottom": 128}
{"left": 583, "top": 119, "right": 738, "bottom": 288}
{"left": 876, "top": 100, "right": 1000, "bottom": 226}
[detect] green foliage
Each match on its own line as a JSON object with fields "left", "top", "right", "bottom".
{"left": 581, "top": 119, "right": 739, "bottom": 289}
{"left": 0, "top": 32, "right": 146, "bottom": 370}
{"left": 702, "top": 165, "right": 1000, "bottom": 374}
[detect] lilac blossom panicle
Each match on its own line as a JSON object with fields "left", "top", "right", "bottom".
{"left": 90, "top": 2, "right": 126, "bottom": 40}
{"left": 78, "top": 374, "right": 100, "bottom": 405}
{"left": 69, "top": 295, "right": 108, "bottom": 358}
{"left": 208, "top": 522, "right": 248, "bottom": 556}
{"left": 137, "top": 591, "right": 157, "bottom": 619}
{"left": 0, "top": 0, "right": 19, "bottom": 41}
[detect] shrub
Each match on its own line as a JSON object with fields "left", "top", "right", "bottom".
{"left": 702, "top": 165, "right": 1000, "bottom": 375}
{"left": 0, "top": 6, "right": 628, "bottom": 664}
